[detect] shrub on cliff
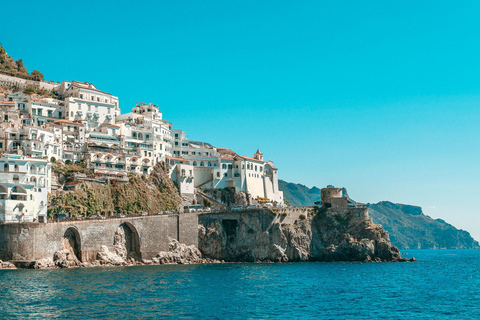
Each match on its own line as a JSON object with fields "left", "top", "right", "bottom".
{"left": 49, "top": 162, "right": 181, "bottom": 217}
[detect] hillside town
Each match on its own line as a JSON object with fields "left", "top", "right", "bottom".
{"left": 0, "top": 75, "right": 284, "bottom": 223}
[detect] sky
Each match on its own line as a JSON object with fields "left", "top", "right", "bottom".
{"left": 2, "top": 1, "right": 480, "bottom": 240}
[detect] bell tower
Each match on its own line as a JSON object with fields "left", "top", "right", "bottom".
{"left": 254, "top": 149, "right": 263, "bottom": 161}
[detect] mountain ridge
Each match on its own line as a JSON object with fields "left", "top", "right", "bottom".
{"left": 278, "top": 180, "right": 479, "bottom": 249}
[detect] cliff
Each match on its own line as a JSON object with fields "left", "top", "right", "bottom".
{"left": 198, "top": 207, "right": 411, "bottom": 263}
{"left": 49, "top": 162, "right": 181, "bottom": 216}
{"left": 369, "top": 202, "right": 479, "bottom": 249}
{"left": 279, "top": 181, "right": 479, "bottom": 250}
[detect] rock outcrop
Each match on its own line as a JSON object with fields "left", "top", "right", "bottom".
{"left": 152, "top": 239, "right": 207, "bottom": 264}
{"left": 0, "top": 260, "right": 16, "bottom": 270}
{"left": 53, "top": 249, "right": 80, "bottom": 268}
{"left": 96, "top": 245, "right": 126, "bottom": 266}
{"left": 198, "top": 208, "right": 414, "bottom": 263}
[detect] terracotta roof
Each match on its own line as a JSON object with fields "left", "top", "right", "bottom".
{"left": 100, "top": 123, "right": 120, "bottom": 128}
{"left": 216, "top": 148, "right": 238, "bottom": 156}
{"left": 166, "top": 155, "right": 187, "bottom": 162}
{"left": 52, "top": 120, "right": 84, "bottom": 126}
{"left": 70, "top": 80, "right": 113, "bottom": 96}
{"left": 240, "top": 156, "right": 264, "bottom": 163}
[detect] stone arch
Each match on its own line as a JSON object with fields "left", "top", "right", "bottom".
{"left": 64, "top": 227, "right": 82, "bottom": 262}
{"left": 114, "top": 222, "right": 141, "bottom": 260}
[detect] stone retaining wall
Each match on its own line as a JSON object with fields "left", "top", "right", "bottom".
{"left": 0, "top": 213, "right": 198, "bottom": 262}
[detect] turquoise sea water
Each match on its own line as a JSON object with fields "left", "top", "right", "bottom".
{"left": 0, "top": 250, "right": 479, "bottom": 319}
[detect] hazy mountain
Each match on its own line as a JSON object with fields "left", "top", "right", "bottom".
{"left": 369, "top": 202, "right": 479, "bottom": 249}
{"left": 279, "top": 181, "right": 479, "bottom": 249}
{"left": 278, "top": 180, "right": 321, "bottom": 206}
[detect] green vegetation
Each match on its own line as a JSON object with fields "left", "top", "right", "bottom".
{"left": 281, "top": 180, "right": 479, "bottom": 249}
{"left": 369, "top": 202, "right": 480, "bottom": 249}
{"left": 48, "top": 162, "right": 181, "bottom": 218}
{"left": 278, "top": 180, "right": 321, "bottom": 206}
{"left": 0, "top": 45, "right": 45, "bottom": 81}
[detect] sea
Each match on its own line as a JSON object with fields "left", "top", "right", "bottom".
{"left": 0, "top": 250, "right": 479, "bottom": 319}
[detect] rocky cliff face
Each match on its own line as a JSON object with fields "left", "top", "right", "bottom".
{"left": 198, "top": 208, "right": 412, "bottom": 262}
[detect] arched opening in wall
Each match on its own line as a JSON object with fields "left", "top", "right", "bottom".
{"left": 0, "top": 184, "right": 7, "bottom": 200}
{"left": 63, "top": 227, "right": 82, "bottom": 262}
{"left": 3, "top": 163, "right": 8, "bottom": 171}
{"left": 114, "top": 222, "right": 141, "bottom": 260}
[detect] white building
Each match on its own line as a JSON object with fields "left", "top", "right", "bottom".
{"left": 63, "top": 81, "right": 120, "bottom": 130}
{"left": 0, "top": 155, "right": 51, "bottom": 223}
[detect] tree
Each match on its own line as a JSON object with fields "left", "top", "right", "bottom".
{"left": 16, "top": 59, "right": 28, "bottom": 74}
{"left": 31, "top": 70, "right": 44, "bottom": 81}
{"left": 24, "top": 85, "right": 36, "bottom": 94}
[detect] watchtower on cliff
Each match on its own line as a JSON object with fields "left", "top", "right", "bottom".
{"left": 320, "top": 186, "right": 369, "bottom": 219}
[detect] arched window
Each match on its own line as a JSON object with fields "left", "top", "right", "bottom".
{"left": 208, "top": 162, "right": 212, "bottom": 167}
{"left": 39, "top": 177, "right": 45, "bottom": 187}
{"left": 30, "top": 164, "right": 37, "bottom": 174}
{"left": 14, "top": 164, "right": 19, "bottom": 172}
{"left": 30, "top": 176, "right": 36, "bottom": 186}
{"left": 13, "top": 174, "right": 19, "bottom": 183}
{"left": 193, "top": 161, "right": 197, "bottom": 166}
{"left": 222, "top": 164, "right": 226, "bottom": 169}
{"left": 200, "top": 161, "right": 204, "bottom": 167}
{"left": 3, "top": 164, "right": 8, "bottom": 172}
{"left": 39, "top": 166, "right": 45, "bottom": 174}
{"left": 0, "top": 185, "right": 7, "bottom": 200}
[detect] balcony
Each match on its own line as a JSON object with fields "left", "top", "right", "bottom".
{"left": 76, "top": 111, "right": 83, "bottom": 116}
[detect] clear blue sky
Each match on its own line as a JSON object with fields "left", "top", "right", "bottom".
{"left": 2, "top": 1, "right": 480, "bottom": 240}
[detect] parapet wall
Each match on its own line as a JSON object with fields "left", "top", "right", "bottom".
{"left": 0, "top": 73, "right": 58, "bottom": 91}
{"left": 0, "top": 213, "right": 198, "bottom": 262}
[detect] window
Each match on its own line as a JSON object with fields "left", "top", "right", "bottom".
{"left": 80, "top": 94, "right": 83, "bottom": 99}
{"left": 208, "top": 162, "right": 212, "bottom": 167}
{"left": 222, "top": 164, "right": 226, "bottom": 169}
{"left": 71, "top": 111, "right": 73, "bottom": 117}
{"left": 88, "top": 105, "right": 91, "bottom": 111}
{"left": 91, "top": 96, "right": 94, "bottom": 101}
{"left": 255, "top": 165, "right": 257, "bottom": 172}
{"left": 228, "top": 164, "right": 232, "bottom": 169}
{"left": 3, "top": 164, "right": 8, "bottom": 171}
{"left": 200, "top": 161, "right": 204, "bottom": 167}
{"left": 217, "top": 172, "right": 220, "bottom": 178}
{"left": 260, "top": 167, "right": 263, "bottom": 172}
{"left": 193, "top": 161, "right": 197, "bottom": 166}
